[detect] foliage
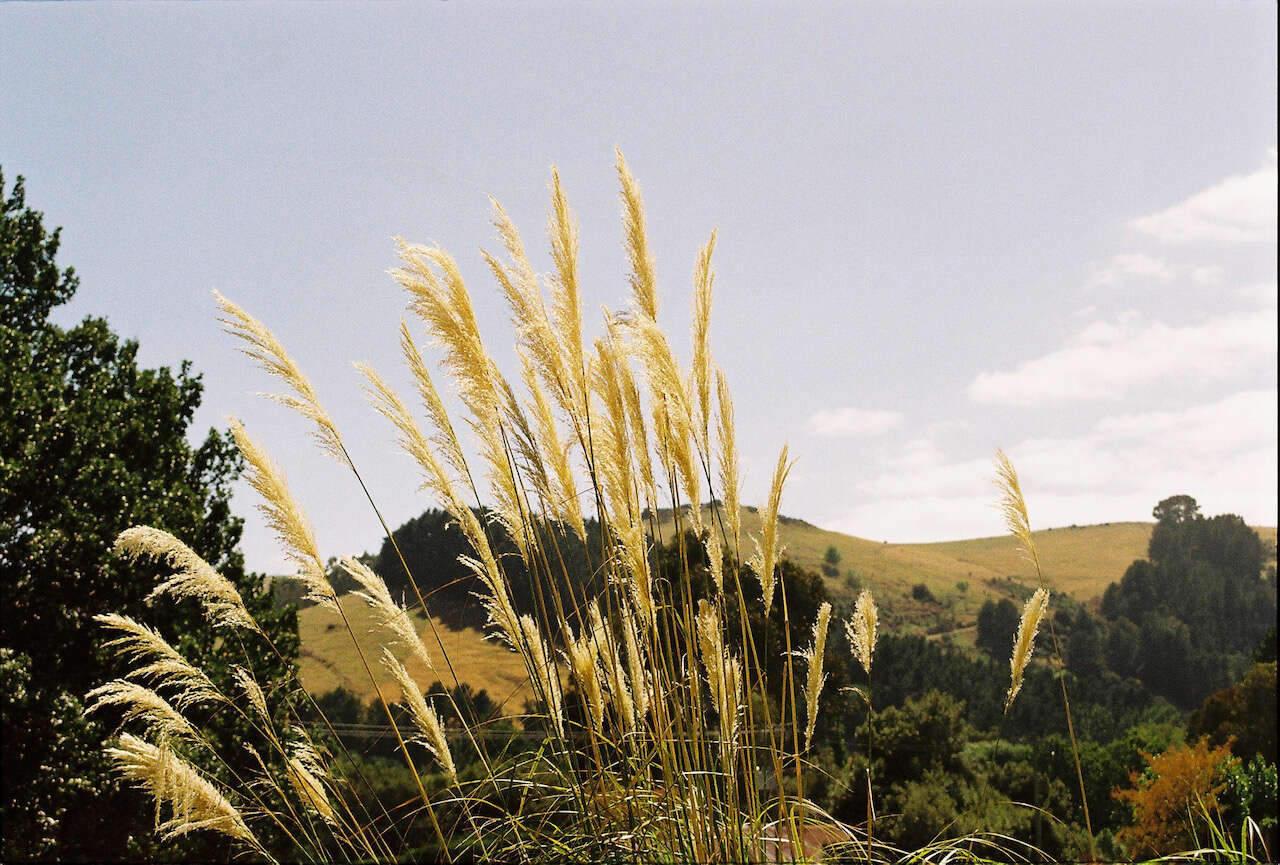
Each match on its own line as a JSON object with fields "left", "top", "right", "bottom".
{"left": 1101, "top": 495, "right": 1275, "bottom": 709}
{"left": 1113, "top": 737, "right": 1237, "bottom": 858}
{"left": 0, "top": 168, "right": 299, "bottom": 861}
{"left": 821, "top": 544, "right": 841, "bottom": 577}
{"left": 1188, "top": 662, "right": 1277, "bottom": 764}
{"left": 975, "top": 598, "right": 1018, "bottom": 660}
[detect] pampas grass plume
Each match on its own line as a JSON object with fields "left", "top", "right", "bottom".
{"left": 1005, "top": 587, "right": 1050, "bottom": 713}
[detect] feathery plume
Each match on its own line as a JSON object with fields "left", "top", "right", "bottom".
{"left": 564, "top": 619, "right": 605, "bottom": 735}
{"left": 706, "top": 529, "right": 724, "bottom": 596}
{"left": 114, "top": 527, "right": 259, "bottom": 633}
{"left": 215, "top": 291, "right": 344, "bottom": 464}
{"left": 800, "top": 602, "right": 832, "bottom": 751}
{"left": 749, "top": 444, "right": 793, "bottom": 612}
{"left": 383, "top": 651, "right": 457, "bottom": 782}
{"left": 395, "top": 243, "right": 532, "bottom": 550}
{"left": 696, "top": 600, "right": 742, "bottom": 746}
{"left": 339, "top": 556, "right": 430, "bottom": 670}
{"left": 286, "top": 739, "right": 336, "bottom": 825}
{"left": 616, "top": 341, "right": 658, "bottom": 514}
{"left": 547, "top": 166, "right": 589, "bottom": 426}
{"left": 399, "top": 321, "right": 470, "bottom": 481}
{"left": 229, "top": 419, "right": 336, "bottom": 611}
{"left": 845, "top": 590, "right": 879, "bottom": 677}
{"left": 994, "top": 448, "right": 1042, "bottom": 577}
{"left": 231, "top": 666, "right": 273, "bottom": 731}
{"left": 620, "top": 602, "right": 651, "bottom": 722}
{"left": 520, "top": 353, "right": 585, "bottom": 539}
{"left": 631, "top": 314, "right": 702, "bottom": 533}
{"left": 393, "top": 241, "right": 497, "bottom": 422}
{"left": 1005, "top": 587, "right": 1050, "bottom": 713}
{"left": 94, "top": 614, "right": 222, "bottom": 709}
{"left": 106, "top": 733, "right": 261, "bottom": 849}
{"left": 715, "top": 368, "right": 742, "bottom": 554}
{"left": 691, "top": 230, "right": 717, "bottom": 451}
{"left": 520, "top": 615, "right": 564, "bottom": 739}
{"left": 86, "top": 681, "right": 198, "bottom": 741}
{"left": 484, "top": 199, "right": 576, "bottom": 440}
{"left": 616, "top": 149, "right": 659, "bottom": 321}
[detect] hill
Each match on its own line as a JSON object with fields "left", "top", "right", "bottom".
{"left": 296, "top": 594, "right": 533, "bottom": 707}
{"left": 294, "top": 510, "right": 1276, "bottom": 699}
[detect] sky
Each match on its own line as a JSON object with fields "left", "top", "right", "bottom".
{"left": 3, "top": 2, "right": 1276, "bottom": 575}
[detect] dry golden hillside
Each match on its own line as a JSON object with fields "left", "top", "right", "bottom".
{"left": 296, "top": 513, "right": 1276, "bottom": 696}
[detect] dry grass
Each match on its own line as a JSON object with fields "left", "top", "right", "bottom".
{"left": 96, "top": 154, "right": 1276, "bottom": 864}
{"left": 295, "top": 518, "right": 1275, "bottom": 700}
{"left": 660, "top": 506, "right": 1275, "bottom": 603}
{"left": 296, "top": 595, "right": 532, "bottom": 709}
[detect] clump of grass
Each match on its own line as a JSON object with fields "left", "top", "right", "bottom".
{"left": 96, "top": 155, "right": 1079, "bottom": 863}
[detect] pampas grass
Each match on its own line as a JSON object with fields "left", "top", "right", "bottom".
{"left": 106, "top": 733, "right": 264, "bottom": 852}
{"left": 800, "top": 602, "right": 832, "bottom": 751}
{"left": 751, "top": 445, "right": 793, "bottom": 613}
{"left": 1003, "top": 587, "right": 1049, "bottom": 713}
{"left": 94, "top": 156, "right": 1092, "bottom": 864}
{"left": 846, "top": 590, "right": 879, "bottom": 678}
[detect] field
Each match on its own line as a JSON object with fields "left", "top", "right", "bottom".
{"left": 296, "top": 513, "right": 1276, "bottom": 699}
{"left": 296, "top": 594, "right": 534, "bottom": 707}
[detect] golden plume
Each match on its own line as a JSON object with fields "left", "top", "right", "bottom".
{"left": 215, "top": 291, "right": 345, "bottom": 464}
{"left": 229, "top": 419, "right": 335, "bottom": 611}
{"left": 1005, "top": 587, "right": 1050, "bottom": 713}
{"left": 616, "top": 148, "right": 658, "bottom": 321}
{"left": 114, "top": 527, "right": 259, "bottom": 634}
{"left": 750, "top": 444, "right": 793, "bottom": 612}
{"left": 106, "top": 733, "right": 262, "bottom": 849}
{"left": 800, "top": 602, "right": 832, "bottom": 751}
{"left": 715, "top": 368, "right": 742, "bottom": 554}
{"left": 845, "top": 590, "right": 879, "bottom": 677}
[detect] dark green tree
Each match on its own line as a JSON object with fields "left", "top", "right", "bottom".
{"left": 975, "top": 598, "right": 1019, "bottom": 660}
{"left": 1, "top": 169, "right": 299, "bottom": 861}
{"left": 1099, "top": 495, "right": 1274, "bottom": 708}
{"left": 821, "top": 544, "right": 842, "bottom": 577}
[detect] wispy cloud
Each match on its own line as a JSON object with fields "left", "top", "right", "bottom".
{"left": 1128, "top": 151, "right": 1278, "bottom": 245}
{"left": 808, "top": 406, "right": 904, "bottom": 437}
{"left": 967, "top": 306, "right": 1276, "bottom": 406}
{"left": 1084, "top": 253, "right": 1176, "bottom": 290}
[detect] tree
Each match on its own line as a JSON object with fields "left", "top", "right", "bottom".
{"left": 1188, "top": 662, "right": 1277, "bottom": 764}
{"left": 976, "top": 598, "right": 1019, "bottom": 660}
{"left": 1099, "top": 495, "right": 1274, "bottom": 708}
{"left": 1, "top": 169, "right": 299, "bottom": 861}
{"left": 1113, "top": 738, "right": 1237, "bottom": 858}
{"left": 821, "top": 545, "right": 842, "bottom": 577}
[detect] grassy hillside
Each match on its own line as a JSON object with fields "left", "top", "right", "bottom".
{"left": 295, "top": 513, "right": 1276, "bottom": 698}
{"left": 296, "top": 594, "right": 533, "bottom": 707}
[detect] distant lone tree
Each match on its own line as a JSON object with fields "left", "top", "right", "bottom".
{"left": 822, "top": 544, "right": 842, "bottom": 577}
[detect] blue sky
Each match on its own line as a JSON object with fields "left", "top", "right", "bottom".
{"left": 3, "top": 2, "right": 1275, "bottom": 574}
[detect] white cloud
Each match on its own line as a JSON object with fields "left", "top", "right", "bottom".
{"left": 967, "top": 307, "right": 1276, "bottom": 405}
{"left": 1128, "top": 155, "right": 1278, "bottom": 245}
{"left": 808, "top": 406, "right": 904, "bottom": 437}
{"left": 1085, "top": 253, "right": 1176, "bottom": 290}
{"left": 1235, "top": 281, "right": 1278, "bottom": 306}
{"left": 825, "top": 389, "right": 1278, "bottom": 544}
{"left": 1191, "top": 265, "right": 1225, "bottom": 286}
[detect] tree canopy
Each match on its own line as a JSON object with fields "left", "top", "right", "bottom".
{"left": 0, "top": 169, "right": 299, "bottom": 861}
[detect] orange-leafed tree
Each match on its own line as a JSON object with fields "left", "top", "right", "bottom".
{"left": 1113, "top": 737, "right": 1238, "bottom": 858}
